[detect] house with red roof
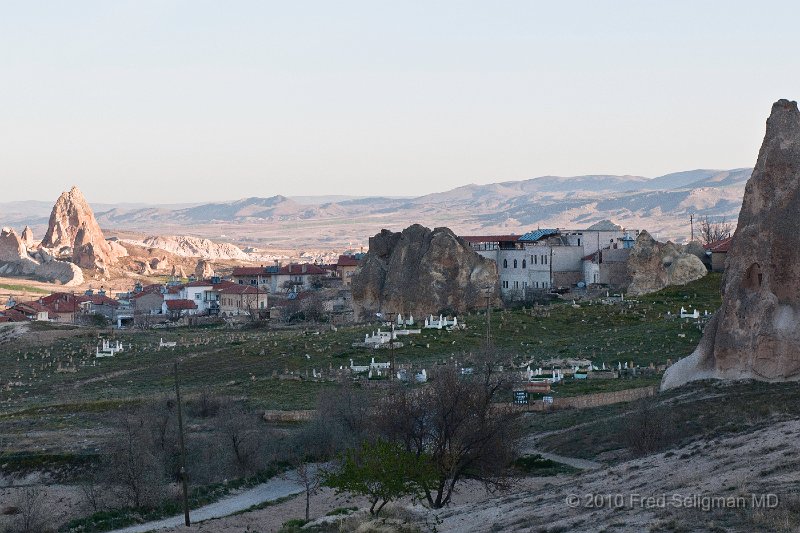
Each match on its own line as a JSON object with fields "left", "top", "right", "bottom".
{"left": 216, "top": 284, "right": 268, "bottom": 317}
{"left": 705, "top": 237, "right": 732, "bottom": 272}
{"left": 11, "top": 301, "right": 49, "bottom": 321}
{"left": 336, "top": 255, "right": 361, "bottom": 287}
{"left": 269, "top": 263, "right": 332, "bottom": 293}
{"left": 163, "top": 299, "right": 198, "bottom": 319}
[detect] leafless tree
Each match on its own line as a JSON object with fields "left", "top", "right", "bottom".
{"left": 295, "top": 462, "right": 322, "bottom": 521}
{"left": 79, "top": 466, "right": 106, "bottom": 514}
{"left": 218, "top": 404, "right": 263, "bottom": 476}
{"left": 376, "top": 363, "right": 521, "bottom": 508}
{"left": 699, "top": 216, "right": 733, "bottom": 245}
{"left": 10, "top": 486, "right": 50, "bottom": 533}
{"left": 622, "top": 400, "right": 675, "bottom": 456}
{"left": 106, "top": 410, "right": 166, "bottom": 508}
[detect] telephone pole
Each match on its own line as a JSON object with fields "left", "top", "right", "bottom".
{"left": 690, "top": 214, "right": 695, "bottom": 242}
{"left": 484, "top": 286, "right": 492, "bottom": 350}
{"left": 173, "top": 361, "right": 191, "bottom": 527}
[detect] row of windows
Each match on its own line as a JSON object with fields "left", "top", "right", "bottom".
{"left": 501, "top": 280, "right": 550, "bottom": 289}
{"left": 502, "top": 254, "right": 549, "bottom": 269}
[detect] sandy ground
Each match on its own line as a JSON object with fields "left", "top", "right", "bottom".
{"left": 429, "top": 418, "right": 800, "bottom": 532}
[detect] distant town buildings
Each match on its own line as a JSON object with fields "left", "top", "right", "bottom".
{"left": 462, "top": 222, "right": 638, "bottom": 300}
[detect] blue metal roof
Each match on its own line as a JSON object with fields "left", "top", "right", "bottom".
{"left": 518, "top": 228, "right": 559, "bottom": 242}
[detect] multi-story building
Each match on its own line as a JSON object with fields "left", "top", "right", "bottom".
{"left": 462, "top": 223, "right": 638, "bottom": 300}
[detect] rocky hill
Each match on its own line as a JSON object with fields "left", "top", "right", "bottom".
{"left": 40, "top": 186, "right": 127, "bottom": 271}
{"left": 125, "top": 235, "right": 252, "bottom": 261}
{"left": 351, "top": 224, "right": 500, "bottom": 319}
{"left": 663, "top": 99, "right": 800, "bottom": 389}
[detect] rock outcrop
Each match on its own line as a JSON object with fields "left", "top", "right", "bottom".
{"left": 0, "top": 228, "right": 28, "bottom": 262}
{"left": 195, "top": 259, "right": 214, "bottom": 279}
{"left": 20, "top": 226, "right": 35, "bottom": 248}
{"left": 130, "top": 235, "right": 251, "bottom": 261}
{"left": 40, "top": 186, "right": 124, "bottom": 270}
{"left": 663, "top": 99, "right": 800, "bottom": 389}
{"left": 351, "top": 224, "right": 500, "bottom": 318}
{"left": 626, "top": 231, "right": 707, "bottom": 296}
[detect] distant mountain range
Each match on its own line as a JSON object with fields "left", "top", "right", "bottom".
{"left": 1, "top": 169, "right": 752, "bottom": 251}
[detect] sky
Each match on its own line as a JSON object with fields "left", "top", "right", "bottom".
{"left": 1, "top": 1, "right": 799, "bottom": 204}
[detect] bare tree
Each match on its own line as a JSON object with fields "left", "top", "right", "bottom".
{"left": 11, "top": 486, "right": 50, "bottom": 533}
{"left": 699, "top": 216, "right": 733, "bottom": 245}
{"left": 106, "top": 411, "right": 166, "bottom": 508}
{"left": 622, "top": 400, "right": 675, "bottom": 456}
{"left": 218, "top": 404, "right": 263, "bottom": 476}
{"left": 376, "top": 364, "right": 521, "bottom": 508}
{"left": 295, "top": 462, "right": 322, "bottom": 521}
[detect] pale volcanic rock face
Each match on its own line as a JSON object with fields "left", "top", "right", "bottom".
{"left": 663, "top": 99, "right": 800, "bottom": 389}
{"left": 40, "top": 186, "right": 125, "bottom": 270}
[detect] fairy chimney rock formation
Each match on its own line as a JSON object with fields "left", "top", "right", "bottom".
{"left": 41, "top": 186, "right": 122, "bottom": 270}
{"left": 21, "top": 226, "right": 35, "bottom": 248}
{"left": 351, "top": 224, "right": 500, "bottom": 318}
{"left": 195, "top": 259, "right": 214, "bottom": 279}
{"left": 663, "top": 99, "right": 800, "bottom": 389}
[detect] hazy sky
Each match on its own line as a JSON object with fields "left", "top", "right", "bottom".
{"left": 2, "top": 1, "right": 799, "bottom": 203}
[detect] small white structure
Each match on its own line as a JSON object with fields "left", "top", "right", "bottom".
{"left": 680, "top": 307, "right": 700, "bottom": 319}
{"left": 350, "top": 357, "right": 391, "bottom": 373}
{"left": 396, "top": 314, "right": 415, "bottom": 326}
{"left": 415, "top": 369, "right": 428, "bottom": 383}
{"left": 424, "top": 314, "right": 458, "bottom": 329}
{"left": 96, "top": 339, "right": 124, "bottom": 358}
{"left": 159, "top": 338, "right": 177, "bottom": 348}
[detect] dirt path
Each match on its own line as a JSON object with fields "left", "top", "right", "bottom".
{"left": 524, "top": 449, "right": 602, "bottom": 470}
{"left": 109, "top": 471, "right": 305, "bottom": 533}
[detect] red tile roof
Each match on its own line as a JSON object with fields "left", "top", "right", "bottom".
{"left": 77, "top": 295, "right": 119, "bottom": 307}
{"left": 279, "top": 263, "right": 328, "bottom": 275}
{"left": 337, "top": 255, "right": 360, "bottom": 267}
{"left": 0, "top": 309, "right": 26, "bottom": 322}
{"left": 165, "top": 299, "right": 198, "bottom": 311}
{"left": 216, "top": 284, "right": 267, "bottom": 295}
{"left": 184, "top": 279, "right": 215, "bottom": 287}
{"left": 706, "top": 237, "right": 732, "bottom": 253}
{"left": 14, "top": 301, "right": 50, "bottom": 313}
{"left": 232, "top": 266, "right": 268, "bottom": 276}
{"left": 460, "top": 235, "right": 519, "bottom": 243}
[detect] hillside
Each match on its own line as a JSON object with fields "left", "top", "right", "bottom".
{"left": 1, "top": 169, "right": 752, "bottom": 252}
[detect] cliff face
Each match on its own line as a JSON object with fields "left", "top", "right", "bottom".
{"left": 0, "top": 228, "right": 28, "bottom": 263}
{"left": 663, "top": 99, "right": 800, "bottom": 389}
{"left": 351, "top": 224, "right": 500, "bottom": 318}
{"left": 627, "top": 231, "right": 707, "bottom": 296}
{"left": 40, "top": 186, "right": 124, "bottom": 270}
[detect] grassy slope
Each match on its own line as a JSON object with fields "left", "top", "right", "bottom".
{"left": 0, "top": 274, "right": 722, "bottom": 447}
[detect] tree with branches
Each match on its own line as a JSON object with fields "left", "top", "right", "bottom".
{"left": 699, "top": 216, "right": 733, "bottom": 245}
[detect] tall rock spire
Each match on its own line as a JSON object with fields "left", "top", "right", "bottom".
{"left": 663, "top": 99, "right": 800, "bottom": 389}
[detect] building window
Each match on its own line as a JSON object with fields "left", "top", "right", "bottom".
{"left": 503, "top": 259, "right": 508, "bottom": 268}
{"left": 522, "top": 259, "right": 526, "bottom": 268}
{"left": 534, "top": 255, "right": 537, "bottom": 265}
{"left": 577, "top": 238, "right": 581, "bottom": 246}
{"left": 513, "top": 259, "right": 518, "bottom": 268}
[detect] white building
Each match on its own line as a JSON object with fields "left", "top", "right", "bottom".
{"left": 462, "top": 222, "right": 638, "bottom": 300}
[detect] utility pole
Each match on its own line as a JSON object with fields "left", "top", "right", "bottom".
{"left": 484, "top": 287, "right": 492, "bottom": 351}
{"left": 690, "top": 214, "right": 695, "bottom": 242}
{"left": 173, "top": 361, "right": 191, "bottom": 527}
{"left": 389, "top": 320, "right": 396, "bottom": 381}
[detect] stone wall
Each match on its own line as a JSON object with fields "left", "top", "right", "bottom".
{"left": 522, "top": 384, "right": 657, "bottom": 411}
